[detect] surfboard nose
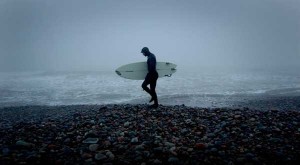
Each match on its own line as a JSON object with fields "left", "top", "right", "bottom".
{"left": 115, "top": 70, "right": 121, "bottom": 76}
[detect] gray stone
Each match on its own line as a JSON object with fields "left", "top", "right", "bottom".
{"left": 218, "top": 151, "right": 225, "bottom": 156}
{"left": 83, "top": 138, "right": 99, "bottom": 144}
{"left": 153, "top": 159, "right": 162, "bottom": 164}
{"left": 245, "top": 153, "right": 255, "bottom": 159}
{"left": 124, "top": 121, "right": 130, "bottom": 127}
{"left": 236, "top": 157, "right": 245, "bottom": 163}
{"left": 210, "top": 148, "right": 218, "bottom": 152}
{"left": 16, "top": 140, "right": 34, "bottom": 147}
{"left": 168, "top": 157, "right": 179, "bottom": 163}
{"left": 164, "top": 142, "right": 175, "bottom": 148}
{"left": 181, "top": 128, "right": 188, "bottom": 135}
{"left": 234, "top": 115, "right": 241, "bottom": 119}
{"left": 106, "top": 151, "right": 115, "bottom": 160}
{"left": 95, "top": 153, "right": 107, "bottom": 161}
{"left": 154, "top": 147, "right": 163, "bottom": 153}
{"left": 131, "top": 137, "right": 138, "bottom": 144}
{"left": 135, "top": 144, "right": 145, "bottom": 150}
{"left": 135, "top": 156, "right": 143, "bottom": 161}
{"left": 64, "top": 138, "right": 71, "bottom": 143}
{"left": 2, "top": 148, "right": 10, "bottom": 155}
{"left": 89, "top": 144, "right": 99, "bottom": 152}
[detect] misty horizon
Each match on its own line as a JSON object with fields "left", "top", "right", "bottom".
{"left": 0, "top": 0, "right": 299, "bottom": 72}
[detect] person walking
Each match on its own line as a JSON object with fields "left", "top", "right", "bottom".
{"left": 141, "top": 47, "right": 159, "bottom": 108}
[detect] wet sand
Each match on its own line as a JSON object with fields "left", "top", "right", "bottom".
{"left": 0, "top": 104, "right": 300, "bottom": 164}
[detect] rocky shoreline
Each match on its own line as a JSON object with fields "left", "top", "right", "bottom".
{"left": 1, "top": 104, "right": 300, "bottom": 164}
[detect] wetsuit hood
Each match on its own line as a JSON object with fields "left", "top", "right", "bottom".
{"left": 141, "top": 47, "right": 150, "bottom": 55}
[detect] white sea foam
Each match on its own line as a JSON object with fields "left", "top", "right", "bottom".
{"left": 0, "top": 70, "right": 299, "bottom": 107}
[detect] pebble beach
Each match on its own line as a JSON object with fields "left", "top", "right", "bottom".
{"left": 1, "top": 104, "right": 300, "bottom": 164}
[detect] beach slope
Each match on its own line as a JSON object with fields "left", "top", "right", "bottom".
{"left": 1, "top": 104, "right": 299, "bottom": 164}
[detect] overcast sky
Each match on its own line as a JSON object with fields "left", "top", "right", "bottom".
{"left": 0, "top": 0, "right": 299, "bottom": 72}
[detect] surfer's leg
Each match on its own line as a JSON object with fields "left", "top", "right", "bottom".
{"left": 150, "top": 80, "right": 158, "bottom": 106}
{"left": 142, "top": 81, "right": 151, "bottom": 95}
{"left": 149, "top": 84, "right": 158, "bottom": 108}
{"left": 142, "top": 76, "right": 152, "bottom": 97}
{"left": 150, "top": 82, "right": 157, "bottom": 99}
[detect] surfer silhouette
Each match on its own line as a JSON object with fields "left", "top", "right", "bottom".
{"left": 141, "top": 47, "right": 159, "bottom": 108}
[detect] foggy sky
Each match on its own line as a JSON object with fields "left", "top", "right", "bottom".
{"left": 0, "top": 0, "right": 299, "bottom": 72}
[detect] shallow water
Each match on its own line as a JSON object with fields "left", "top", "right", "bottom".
{"left": 0, "top": 69, "right": 299, "bottom": 108}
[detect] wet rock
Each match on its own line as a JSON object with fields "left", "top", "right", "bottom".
{"left": 180, "top": 128, "right": 189, "bottom": 135}
{"left": 124, "top": 121, "right": 130, "bottom": 127}
{"left": 195, "top": 143, "right": 207, "bottom": 149}
{"left": 106, "top": 151, "right": 115, "bottom": 160}
{"left": 250, "top": 118, "right": 256, "bottom": 122}
{"left": 143, "top": 151, "right": 150, "bottom": 158}
{"left": 16, "top": 140, "right": 34, "bottom": 148}
{"left": 169, "top": 146, "right": 177, "bottom": 156}
{"left": 269, "top": 137, "right": 282, "bottom": 143}
{"left": 95, "top": 153, "right": 107, "bottom": 161}
{"left": 82, "top": 153, "right": 93, "bottom": 159}
{"left": 185, "top": 119, "right": 192, "bottom": 124}
{"left": 210, "top": 148, "right": 218, "bottom": 152}
{"left": 89, "top": 144, "right": 99, "bottom": 152}
{"left": 103, "top": 140, "right": 111, "bottom": 147}
{"left": 164, "top": 142, "right": 175, "bottom": 148}
{"left": 207, "top": 133, "right": 215, "bottom": 137}
{"left": 84, "top": 131, "right": 98, "bottom": 138}
{"left": 234, "top": 115, "right": 241, "bottom": 119}
{"left": 236, "top": 157, "right": 245, "bottom": 163}
{"left": 63, "top": 138, "right": 71, "bottom": 144}
{"left": 245, "top": 152, "right": 255, "bottom": 159}
{"left": 85, "top": 158, "right": 93, "bottom": 163}
{"left": 154, "top": 147, "right": 163, "bottom": 154}
{"left": 135, "top": 144, "right": 145, "bottom": 151}
{"left": 63, "top": 146, "right": 73, "bottom": 155}
{"left": 2, "top": 148, "right": 10, "bottom": 155}
{"left": 153, "top": 159, "right": 162, "bottom": 164}
{"left": 119, "top": 132, "right": 125, "bottom": 136}
{"left": 118, "top": 136, "right": 125, "bottom": 142}
{"left": 131, "top": 137, "right": 139, "bottom": 144}
{"left": 168, "top": 157, "right": 179, "bottom": 164}
{"left": 83, "top": 138, "right": 99, "bottom": 144}
{"left": 90, "top": 120, "right": 96, "bottom": 124}
{"left": 135, "top": 156, "right": 143, "bottom": 161}
{"left": 218, "top": 151, "right": 225, "bottom": 156}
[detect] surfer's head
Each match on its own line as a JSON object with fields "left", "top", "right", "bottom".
{"left": 141, "top": 47, "right": 150, "bottom": 56}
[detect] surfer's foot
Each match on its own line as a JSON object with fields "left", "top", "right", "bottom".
{"left": 148, "top": 104, "right": 158, "bottom": 109}
{"left": 149, "top": 97, "right": 154, "bottom": 103}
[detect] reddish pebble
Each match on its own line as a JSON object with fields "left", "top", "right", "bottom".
{"left": 195, "top": 143, "right": 207, "bottom": 149}
{"left": 48, "top": 144, "right": 56, "bottom": 149}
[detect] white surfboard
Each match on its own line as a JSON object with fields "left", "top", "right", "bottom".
{"left": 115, "top": 62, "right": 177, "bottom": 80}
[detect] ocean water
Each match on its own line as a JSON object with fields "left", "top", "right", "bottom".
{"left": 0, "top": 69, "right": 300, "bottom": 108}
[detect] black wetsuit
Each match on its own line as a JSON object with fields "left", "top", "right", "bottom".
{"left": 142, "top": 53, "right": 158, "bottom": 105}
